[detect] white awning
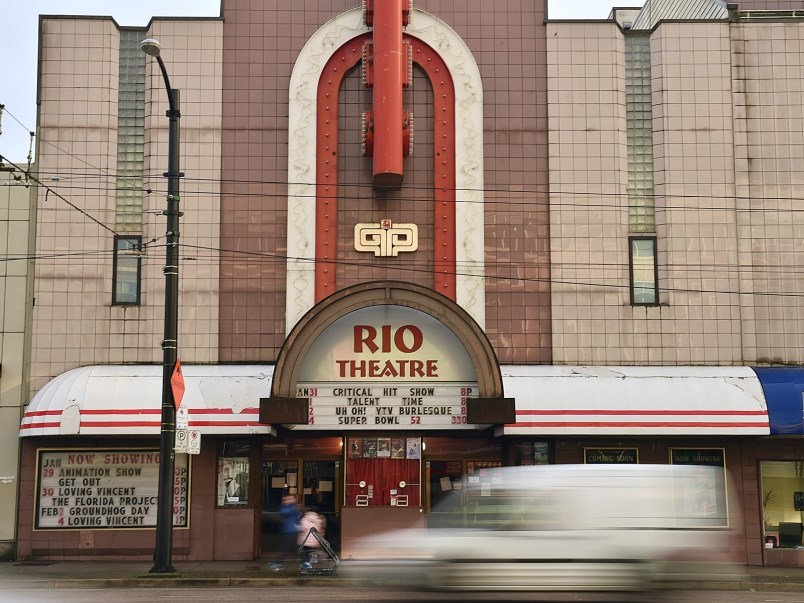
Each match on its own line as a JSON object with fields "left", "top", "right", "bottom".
{"left": 500, "top": 366, "right": 770, "bottom": 436}
{"left": 20, "top": 365, "right": 275, "bottom": 437}
{"left": 22, "top": 364, "right": 771, "bottom": 438}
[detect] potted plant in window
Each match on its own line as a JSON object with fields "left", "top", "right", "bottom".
{"left": 763, "top": 488, "right": 776, "bottom": 532}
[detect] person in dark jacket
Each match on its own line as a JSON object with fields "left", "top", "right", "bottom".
{"left": 269, "top": 494, "right": 300, "bottom": 571}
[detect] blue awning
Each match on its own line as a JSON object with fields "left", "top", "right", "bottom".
{"left": 754, "top": 368, "right": 804, "bottom": 435}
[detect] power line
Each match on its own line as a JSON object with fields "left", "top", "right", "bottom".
{"left": 0, "top": 155, "right": 123, "bottom": 238}
{"left": 22, "top": 179, "right": 804, "bottom": 216}
{"left": 6, "top": 167, "right": 800, "bottom": 299}
{"left": 5, "top": 102, "right": 804, "bottom": 302}
{"left": 26, "top": 165, "right": 804, "bottom": 206}
{"left": 26, "top": 238, "right": 795, "bottom": 301}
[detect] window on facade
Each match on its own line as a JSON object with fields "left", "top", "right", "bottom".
{"left": 112, "top": 236, "right": 142, "bottom": 305}
{"left": 760, "top": 461, "right": 804, "bottom": 541}
{"left": 629, "top": 236, "right": 658, "bottom": 305}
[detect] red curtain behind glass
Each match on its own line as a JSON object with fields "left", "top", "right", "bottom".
{"left": 345, "top": 458, "right": 420, "bottom": 506}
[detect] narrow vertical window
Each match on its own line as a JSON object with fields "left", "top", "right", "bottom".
{"left": 629, "top": 236, "right": 658, "bottom": 305}
{"left": 113, "top": 236, "right": 142, "bottom": 305}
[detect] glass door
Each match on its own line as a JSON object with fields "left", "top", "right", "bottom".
{"left": 427, "top": 460, "right": 464, "bottom": 527}
{"left": 302, "top": 460, "right": 339, "bottom": 550}
{"left": 260, "top": 460, "right": 298, "bottom": 553}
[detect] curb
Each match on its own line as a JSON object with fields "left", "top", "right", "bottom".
{"left": 663, "top": 579, "right": 804, "bottom": 592}
{"left": 8, "top": 572, "right": 804, "bottom": 591}
{"left": 42, "top": 576, "right": 350, "bottom": 589}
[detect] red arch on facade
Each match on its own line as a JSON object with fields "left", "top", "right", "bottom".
{"left": 314, "top": 33, "right": 457, "bottom": 302}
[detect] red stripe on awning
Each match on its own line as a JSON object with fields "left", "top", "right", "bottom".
{"left": 79, "top": 421, "right": 162, "bottom": 428}
{"left": 79, "top": 409, "right": 160, "bottom": 416}
{"left": 20, "top": 421, "right": 61, "bottom": 430}
{"left": 507, "top": 421, "right": 770, "bottom": 428}
{"left": 516, "top": 409, "right": 767, "bottom": 417}
{"left": 181, "top": 420, "right": 260, "bottom": 427}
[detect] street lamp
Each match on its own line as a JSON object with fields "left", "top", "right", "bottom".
{"left": 140, "top": 37, "right": 181, "bottom": 575}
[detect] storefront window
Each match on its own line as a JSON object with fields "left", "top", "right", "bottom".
{"left": 422, "top": 436, "right": 502, "bottom": 458}
{"left": 466, "top": 460, "right": 503, "bottom": 488}
{"left": 465, "top": 461, "right": 503, "bottom": 525}
{"left": 345, "top": 436, "right": 420, "bottom": 507}
{"left": 760, "top": 461, "right": 804, "bottom": 538}
{"left": 217, "top": 457, "right": 249, "bottom": 506}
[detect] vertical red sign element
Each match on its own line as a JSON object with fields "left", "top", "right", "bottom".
{"left": 371, "top": 0, "right": 404, "bottom": 189}
{"left": 170, "top": 359, "right": 186, "bottom": 410}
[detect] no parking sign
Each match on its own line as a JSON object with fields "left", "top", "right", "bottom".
{"left": 188, "top": 430, "right": 201, "bottom": 455}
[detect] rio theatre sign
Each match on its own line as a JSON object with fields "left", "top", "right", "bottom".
{"left": 295, "top": 305, "right": 479, "bottom": 430}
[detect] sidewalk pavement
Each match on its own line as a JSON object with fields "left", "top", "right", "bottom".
{"left": 0, "top": 559, "right": 338, "bottom": 589}
{"left": 4, "top": 559, "right": 804, "bottom": 591}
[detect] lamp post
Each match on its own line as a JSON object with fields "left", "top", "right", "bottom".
{"left": 140, "top": 37, "right": 180, "bottom": 574}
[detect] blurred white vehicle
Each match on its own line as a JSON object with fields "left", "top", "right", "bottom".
{"left": 342, "top": 463, "right": 738, "bottom": 592}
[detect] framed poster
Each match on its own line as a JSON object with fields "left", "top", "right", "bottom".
{"left": 391, "top": 438, "right": 405, "bottom": 459}
{"left": 348, "top": 438, "right": 364, "bottom": 458}
{"left": 513, "top": 440, "right": 551, "bottom": 466}
{"left": 406, "top": 438, "right": 421, "bottom": 459}
{"left": 217, "top": 457, "right": 249, "bottom": 506}
{"left": 669, "top": 447, "right": 727, "bottom": 527}
{"left": 377, "top": 438, "right": 391, "bottom": 458}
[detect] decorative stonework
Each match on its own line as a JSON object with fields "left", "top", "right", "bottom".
{"left": 286, "top": 8, "right": 485, "bottom": 332}
{"left": 286, "top": 10, "right": 368, "bottom": 332}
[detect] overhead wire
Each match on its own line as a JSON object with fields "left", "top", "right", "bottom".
{"left": 0, "top": 155, "right": 124, "bottom": 238}
{"left": 0, "top": 105, "right": 149, "bottom": 194}
{"left": 3, "top": 158, "right": 802, "bottom": 299}
{"left": 3, "top": 102, "right": 804, "bottom": 300}
{"left": 4, "top": 102, "right": 800, "bottom": 212}
{"left": 20, "top": 166, "right": 804, "bottom": 210}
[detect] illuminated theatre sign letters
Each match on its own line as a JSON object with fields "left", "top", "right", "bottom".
{"left": 295, "top": 305, "right": 479, "bottom": 430}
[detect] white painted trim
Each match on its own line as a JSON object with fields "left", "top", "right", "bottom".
{"left": 286, "top": 8, "right": 485, "bottom": 333}
{"left": 286, "top": 10, "right": 368, "bottom": 332}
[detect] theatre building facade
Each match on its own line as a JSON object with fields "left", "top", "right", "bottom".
{"left": 16, "top": 0, "right": 804, "bottom": 567}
